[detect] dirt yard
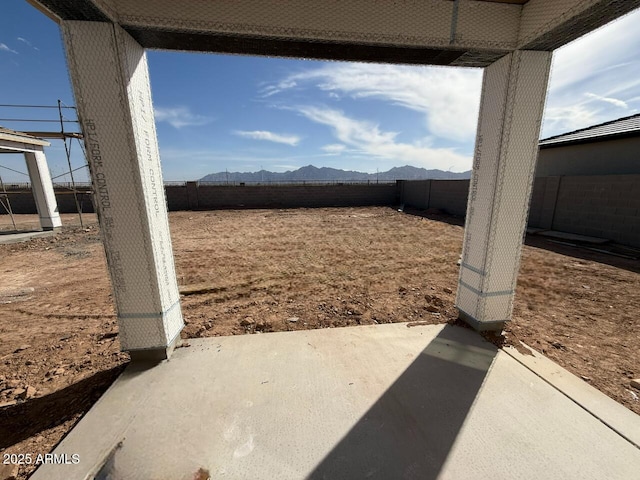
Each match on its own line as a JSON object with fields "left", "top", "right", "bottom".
{"left": 0, "top": 207, "right": 638, "bottom": 479}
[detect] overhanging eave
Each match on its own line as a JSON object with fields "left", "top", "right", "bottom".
{"left": 125, "top": 27, "right": 510, "bottom": 67}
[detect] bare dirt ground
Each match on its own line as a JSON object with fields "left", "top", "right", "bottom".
{"left": 0, "top": 207, "right": 638, "bottom": 479}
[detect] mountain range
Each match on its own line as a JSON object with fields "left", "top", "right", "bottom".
{"left": 199, "top": 165, "right": 471, "bottom": 183}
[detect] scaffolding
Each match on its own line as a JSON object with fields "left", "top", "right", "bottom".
{"left": 0, "top": 174, "right": 17, "bottom": 230}
{"left": 0, "top": 101, "right": 89, "bottom": 228}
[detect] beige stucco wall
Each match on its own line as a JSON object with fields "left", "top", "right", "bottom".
{"left": 536, "top": 136, "right": 640, "bottom": 177}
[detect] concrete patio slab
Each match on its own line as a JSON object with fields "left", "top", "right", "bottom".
{"left": 538, "top": 230, "right": 609, "bottom": 244}
{"left": 0, "top": 230, "right": 55, "bottom": 244}
{"left": 32, "top": 323, "right": 640, "bottom": 480}
{"left": 503, "top": 343, "right": 640, "bottom": 448}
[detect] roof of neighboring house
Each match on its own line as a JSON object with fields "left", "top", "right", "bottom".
{"left": 539, "top": 113, "right": 640, "bottom": 148}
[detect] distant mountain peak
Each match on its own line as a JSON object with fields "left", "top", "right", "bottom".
{"left": 199, "top": 165, "right": 471, "bottom": 183}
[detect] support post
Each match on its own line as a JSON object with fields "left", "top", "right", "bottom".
{"left": 62, "top": 21, "right": 183, "bottom": 360}
{"left": 24, "top": 149, "right": 62, "bottom": 231}
{"left": 456, "top": 50, "right": 552, "bottom": 331}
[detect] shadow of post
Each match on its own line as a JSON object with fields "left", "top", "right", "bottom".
{"left": 0, "top": 365, "right": 126, "bottom": 449}
{"left": 309, "top": 325, "right": 497, "bottom": 480}
{"left": 0, "top": 229, "right": 39, "bottom": 235}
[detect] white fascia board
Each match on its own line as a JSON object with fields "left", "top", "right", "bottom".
{"left": 0, "top": 138, "right": 48, "bottom": 153}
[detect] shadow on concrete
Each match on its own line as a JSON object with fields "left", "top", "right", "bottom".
{"left": 403, "top": 208, "right": 640, "bottom": 274}
{"left": 0, "top": 364, "right": 126, "bottom": 449}
{"left": 309, "top": 324, "right": 497, "bottom": 480}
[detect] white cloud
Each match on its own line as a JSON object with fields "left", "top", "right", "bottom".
{"left": 549, "top": 12, "right": 640, "bottom": 93}
{"left": 543, "top": 8, "right": 640, "bottom": 137}
{"left": 154, "top": 106, "right": 212, "bottom": 129}
{"left": 262, "top": 9, "right": 640, "bottom": 147}
{"left": 543, "top": 90, "right": 632, "bottom": 137}
{"left": 321, "top": 144, "right": 347, "bottom": 154}
{"left": 16, "top": 37, "right": 38, "bottom": 51}
{"left": 542, "top": 105, "right": 598, "bottom": 138}
{"left": 234, "top": 130, "right": 300, "bottom": 146}
{"left": 584, "top": 93, "right": 627, "bottom": 109}
{"left": 298, "top": 106, "right": 396, "bottom": 145}
{"left": 265, "top": 63, "right": 482, "bottom": 143}
{"left": 260, "top": 80, "right": 298, "bottom": 98}
{"left": 0, "top": 43, "right": 18, "bottom": 54}
{"left": 296, "top": 106, "right": 470, "bottom": 172}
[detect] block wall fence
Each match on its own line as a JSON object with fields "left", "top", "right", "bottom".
{"left": 165, "top": 182, "right": 399, "bottom": 210}
{"left": 400, "top": 175, "right": 640, "bottom": 247}
{"left": 3, "top": 176, "right": 639, "bottom": 247}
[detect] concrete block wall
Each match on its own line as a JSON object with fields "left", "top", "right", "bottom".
{"left": 3, "top": 178, "right": 639, "bottom": 247}
{"left": 538, "top": 176, "right": 561, "bottom": 230}
{"left": 2, "top": 190, "right": 94, "bottom": 215}
{"left": 165, "top": 185, "right": 189, "bottom": 211}
{"left": 186, "top": 182, "right": 199, "bottom": 209}
{"left": 400, "top": 176, "right": 640, "bottom": 248}
{"left": 402, "top": 180, "right": 431, "bottom": 208}
{"left": 400, "top": 179, "right": 470, "bottom": 216}
{"left": 1, "top": 183, "right": 398, "bottom": 216}
{"left": 195, "top": 183, "right": 398, "bottom": 209}
{"left": 429, "top": 180, "right": 470, "bottom": 216}
{"left": 527, "top": 176, "right": 561, "bottom": 230}
{"left": 54, "top": 191, "right": 95, "bottom": 214}
{"left": 551, "top": 175, "right": 640, "bottom": 247}
{"left": 2, "top": 191, "right": 37, "bottom": 215}
{"left": 527, "top": 177, "right": 546, "bottom": 227}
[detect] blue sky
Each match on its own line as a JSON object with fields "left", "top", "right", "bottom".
{"left": 1, "top": 1, "right": 640, "bottom": 182}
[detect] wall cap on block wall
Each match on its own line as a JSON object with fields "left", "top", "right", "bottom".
{"left": 458, "top": 309, "right": 506, "bottom": 333}
{"left": 128, "top": 335, "right": 181, "bottom": 364}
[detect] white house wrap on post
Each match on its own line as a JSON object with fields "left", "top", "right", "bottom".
{"left": 0, "top": 127, "right": 62, "bottom": 231}
{"left": 62, "top": 22, "right": 184, "bottom": 360}
{"left": 457, "top": 50, "right": 552, "bottom": 331}
{"left": 26, "top": 0, "right": 640, "bottom": 356}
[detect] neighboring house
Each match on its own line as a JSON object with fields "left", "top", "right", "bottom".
{"left": 403, "top": 114, "right": 640, "bottom": 247}
{"left": 525, "top": 114, "right": 640, "bottom": 246}
{"left": 536, "top": 113, "right": 640, "bottom": 177}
